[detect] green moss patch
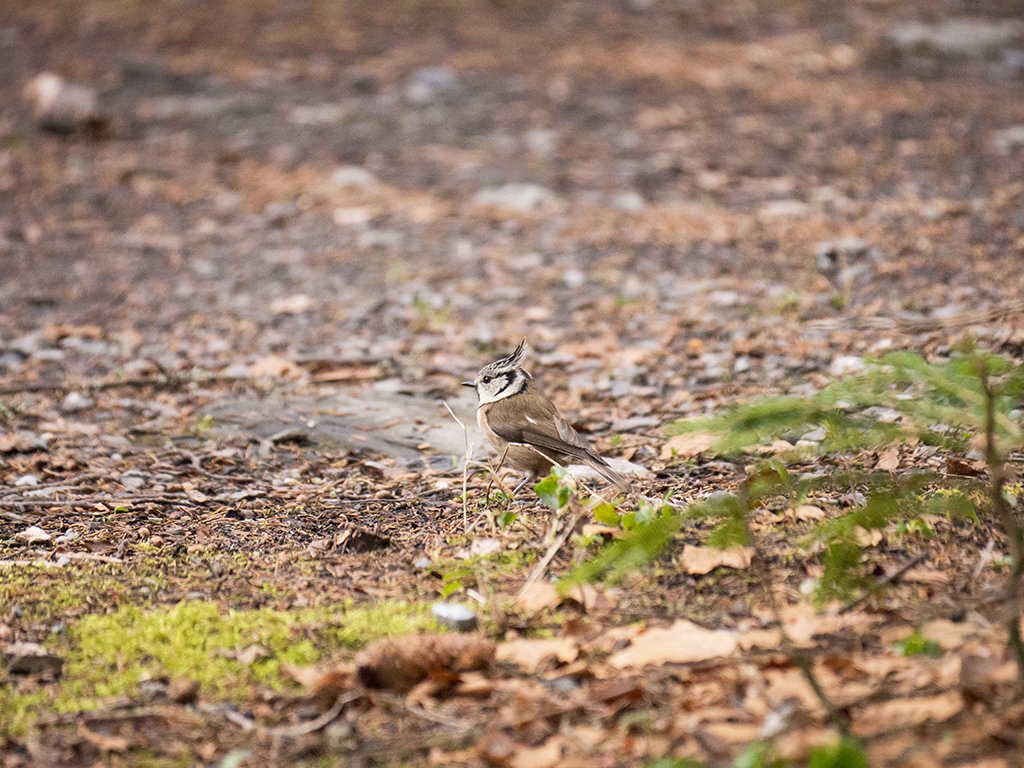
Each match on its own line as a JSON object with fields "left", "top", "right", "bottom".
{"left": 1, "top": 599, "right": 440, "bottom": 737}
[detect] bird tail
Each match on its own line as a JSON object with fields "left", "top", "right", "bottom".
{"left": 585, "top": 453, "right": 629, "bottom": 491}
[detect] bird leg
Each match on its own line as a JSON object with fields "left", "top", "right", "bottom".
{"left": 484, "top": 444, "right": 511, "bottom": 509}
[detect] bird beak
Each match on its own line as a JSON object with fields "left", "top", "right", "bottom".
{"left": 461, "top": 381, "right": 476, "bottom": 388}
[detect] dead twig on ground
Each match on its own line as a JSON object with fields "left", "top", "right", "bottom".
{"left": 260, "top": 691, "right": 362, "bottom": 738}
{"left": 441, "top": 400, "right": 473, "bottom": 531}
{"left": 837, "top": 551, "right": 929, "bottom": 615}
{"left": 979, "top": 363, "right": 1024, "bottom": 694}
{"left": 518, "top": 497, "right": 586, "bottom": 599}
{"left": 0, "top": 373, "right": 211, "bottom": 397}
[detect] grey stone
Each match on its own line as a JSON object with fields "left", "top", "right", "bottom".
{"left": 60, "top": 391, "right": 93, "bottom": 413}
{"left": 800, "top": 427, "right": 827, "bottom": 443}
{"left": 993, "top": 125, "right": 1024, "bottom": 153}
{"left": 406, "top": 66, "right": 460, "bottom": 104}
{"left": 610, "top": 416, "right": 662, "bottom": 432}
{"left": 472, "top": 183, "right": 560, "bottom": 213}
{"left": 829, "top": 356, "right": 866, "bottom": 377}
{"left": 4, "top": 642, "right": 63, "bottom": 676}
{"left": 325, "top": 165, "right": 379, "bottom": 190}
{"left": 23, "top": 72, "right": 106, "bottom": 134}
{"left": 883, "top": 19, "right": 1022, "bottom": 58}
{"left": 202, "top": 384, "right": 479, "bottom": 470}
{"left": 431, "top": 602, "right": 478, "bottom": 632}
{"left": 119, "top": 472, "right": 146, "bottom": 491}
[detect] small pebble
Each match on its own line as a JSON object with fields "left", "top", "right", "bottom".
{"left": 431, "top": 602, "right": 478, "bottom": 632}
{"left": 61, "top": 391, "right": 93, "bottom": 413}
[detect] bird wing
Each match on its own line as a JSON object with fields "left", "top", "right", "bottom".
{"left": 487, "top": 393, "right": 626, "bottom": 486}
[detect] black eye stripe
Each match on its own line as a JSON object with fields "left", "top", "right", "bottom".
{"left": 494, "top": 371, "right": 516, "bottom": 396}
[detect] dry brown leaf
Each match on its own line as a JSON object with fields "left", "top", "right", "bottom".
{"left": 496, "top": 637, "right": 579, "bottom": 674}
{"left": 945, "top": 456, "right": 983, "bottom": 477}
{"left": 660, "top": 431, "right": 717, "bottom": 460}
{"left": 477, "top": 732, "right": 518, "bottom": 767}
{"left": 282, "top": 663, "right": 354, "bottom": 707}
{"left": 853, "top": 526, "right": 883, "bottom": 547}
{"left": 455, "top": 671, "right": 496, "bottom": 698}
{"left": 853, "top": 691, "right": 962, "bottom": 737}
{"left": 581, "top": 523, "right": 625, "bottom": 539}
{"left": 794, "top": 504, "right": 825, "bottom": 521}
{"left": 902, "top": 566, "right": 951, "bottom": 585}
{"left": 77, "top": 721, "right": 129, "bottom": 753}
{"left": 42, "top": 323, "right": 104, "bottom": 341}
{"left": 761, "top": 668, "right": 828, "bottom": 713}
{"left": 515, "top": 582, "right": 561, "bottom": 614}
{"left": 563, "top": 583, "right": 620, "bottom": 614}
{"left": 757, "top": 604, "right": 879, "bottom": 649}
{"left": 700, "top": 720, "right": 763, "bottom": 746}
{"left": 680, "top": 544, "right": 754, "bottom": 575}
{"left": 356, "top": 634, "right": 494, "bottom": 692}
{"left": 248, "top": 354, "right": 302, "bottom": 379}
{"left": 960, "top": 654, "right": 1018, "bottom": 704}
{"left": 511, "top": 736, "right": 564, "bottom": 768}
{"left": 736, "top": 628, "right": 782, "bottom": 651}
{"left": 756, "top": 438, "right": 796, "bottom": 455}
{"left": 876, "top": 444, "right": 900, "bottom": 472}
{"left": 311, "top": 365, "right": 381, "bottom": 383}
{"left": 919, "top": 619, "right": 971, "bottom": 650}
{"left": 607, "top": 619, "right": 738, "bottom": 668}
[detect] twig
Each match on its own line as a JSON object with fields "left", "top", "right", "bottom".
{"left": 197, "top": 703, "right": 256, "bottom": 732}
{"left": 739, "top": 473, "right": 850, "bottom": 735}
{"left": 837, "top": 551, "right": 929, "bottom": 615}
{"left": 404, "top": 700, "right": 474, "bottom": 731}
{"left": 0, "top": 373, "right": 209, "bottom": 397}
{"left": 518, "top": 498, "right": 586, "bottom": 599}
{"left": 970, "top": 537, "right": 996, "bottom": 584}
{"left": 441, "top": 400, "right": 473, "bottom": 531}
{"left": 979, "top": 362, "right": 1024, "bottom": 694}
{"left": 0, "top": 494, "right": 202, "bottom": 508}
{"left": 260, "top": 691, "right": 362, "bottom": 738}
{"left": 805, "top": 300, "right": 1024, "bottom": 333}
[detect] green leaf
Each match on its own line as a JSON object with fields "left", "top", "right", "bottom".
{"left": 534, "top": 472, "right": 570, "bottom": 510}
{"left": 818, "top": 539, "right": 865, "bottom": 604}
{"left": 893, "top": 631, "right": 943, "bottom": 658}
{"left": 562, "top": 512, "right": 684, "bottom": 588}
{"left": 592, "top": 502, "right": 621, "bottom": 526}
{"left": 732, "top": 741, "right": 785, "bottom": 768}
{"left": 440, "top": 580, "right": 462, "bottom": 598}
{"left": 807, "top": 736, "right": 868, "bottom": 768}
{"left": 645, "top": 758, "right": 706, "bottom": 768}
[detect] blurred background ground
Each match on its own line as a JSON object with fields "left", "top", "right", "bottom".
{"left": 2, "top": 1, "right": 1024, "bottom": 766}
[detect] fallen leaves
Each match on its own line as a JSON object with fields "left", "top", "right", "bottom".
{"left": 680, "top": 544, "right": 754, "bottom": 574}
{"left": 660, "top": 431, "right": 718, "bottom": 460}
{"left": 496, "top": 637, "right": 579, "bottom": 674}
{"left": 876, "top": 444, "right": 900, "bottom": 472}
{"left": 607, "top": 620, "right": 738, "bottom": 668}
{"left": 355, "top": 634, "right": 495, "bottom": 692}
{"left": 246, "top": 355, "right": 303, "bottom": 380}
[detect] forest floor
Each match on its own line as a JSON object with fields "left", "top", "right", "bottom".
{"left": 3, "top": 1, "right": 1024, "bottom": 766}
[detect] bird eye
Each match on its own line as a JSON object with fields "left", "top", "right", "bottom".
{"left": 482, "top": 376, "right": 492, "bottom": 383}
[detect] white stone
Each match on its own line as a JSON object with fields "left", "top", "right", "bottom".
{"left": 14, "top": 526, "right": 51, "bottom": 544}
{"left": 472, "top": 183, "right": 560, "bottom": 213}
{"left": 829, "top": 355, "right": 866, "bottom": 377}
{"left": 60, "top": 391, "right": 93, "bottom": 413}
